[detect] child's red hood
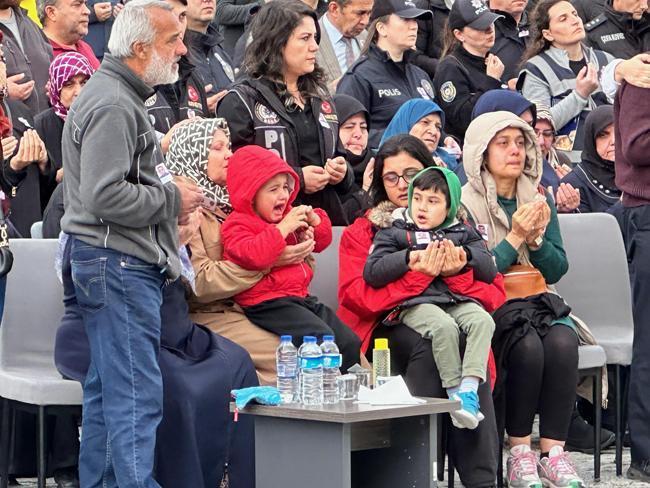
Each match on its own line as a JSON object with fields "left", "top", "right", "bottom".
{"left": 226, "top": 145, "right": 300, "bottom": 217}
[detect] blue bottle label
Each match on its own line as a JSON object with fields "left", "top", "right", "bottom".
{"left": 299, "top": 356, "right": 322, "bottom": 369}
{"left": 322, "top": 354, "right": 342, "bottom": 369}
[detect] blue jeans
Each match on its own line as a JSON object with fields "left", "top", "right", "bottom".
{"left": 70, "top": 239, "right": 165, "bottom": 488}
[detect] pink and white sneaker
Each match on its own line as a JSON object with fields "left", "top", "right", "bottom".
{"left": 537, "top": 445, "right": 586, "bottom": 488}
{"left": 506, "top": 444, "right": 543, "bottom": 488}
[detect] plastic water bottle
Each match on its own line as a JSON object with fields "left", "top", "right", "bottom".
{"left": 276, "top": 335, "right": 298, "bottom": 403}
{"left": 372, "top": 338, "right": 391, "bottom": 387}
{"left": 320, "top": 335, "right": 341, "bottom": 404}
{"left": 298, "top": 336, "right": 323, "bottom": 405}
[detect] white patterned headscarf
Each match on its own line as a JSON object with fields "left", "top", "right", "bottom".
{"left": 166, "top": 117, "right": 232, "bottom": 214}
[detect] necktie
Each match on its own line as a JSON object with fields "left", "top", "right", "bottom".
{"left": 343, "top": 37, "right": 356, "bottom": 70}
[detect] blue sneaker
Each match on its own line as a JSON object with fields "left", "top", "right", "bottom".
{"left": 450, "top": 391, "right": 482, "bottom": 429}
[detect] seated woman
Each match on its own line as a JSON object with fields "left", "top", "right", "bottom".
{"left": 379, "top": 98, "right": 459, "bottom": 170}
{"left": 218, "top": 0, "right": 353, "bottom": 226}
{"left": 337, "top": 133, "right": 499, "bottom": 488}
{"left": 165, "top": 117, "right": 284, "bottom": 386}
{"left": 470, "top": 90, "right": 581, "bottom": 213}
{"left": 560, "top": 105, "right": 620, "bottom": 213}
{"left": 518, "top": 0, "right": 613, "bottom": 163}
{"left": 336, "top": 3, "right": 434, "bottom": 150}
{"left": 332, "top": 93, "right": 374, "bottom": 223}
{"left": 461, "top": 111, "right": 584, "bottom": 488}
{"left": 54, "top": 226, "right": 258, "bottom": 488}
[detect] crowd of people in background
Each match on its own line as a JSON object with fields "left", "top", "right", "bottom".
{"left": 0, "top": 0, "right": 648, "bottom": 486}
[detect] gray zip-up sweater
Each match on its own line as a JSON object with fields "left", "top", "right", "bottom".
{"left": 61, "top": 55, "right": 182, "bottom": 278}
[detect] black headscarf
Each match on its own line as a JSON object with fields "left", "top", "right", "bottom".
{"left": 581, "top": 105, "right": 617, "bottom": 192}
{"left": 333, "top": 93, "right": 371, "bottom": 169}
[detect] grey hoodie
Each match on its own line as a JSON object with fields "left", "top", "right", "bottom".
{"left": 61, "top": 55, "right": 182, "bottom": 279}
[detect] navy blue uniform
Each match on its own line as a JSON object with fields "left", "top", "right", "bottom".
{"left": 337, "top": 45, "right": 435, "bottom": 150}
{"left": 585, "top": 2, "right": 650, "bottom": 59}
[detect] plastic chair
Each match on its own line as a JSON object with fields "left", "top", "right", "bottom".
{"left": 30, "top": 221, "right": 43, "bottom": 239}
{"left": 557, "top": 213, "right": 634, "bottom": 477}
{"left": 0, "top": 239, "right": 83, "bottom": 488}
{"left": 309, "top": 226, "right": 344, "bottom": 311}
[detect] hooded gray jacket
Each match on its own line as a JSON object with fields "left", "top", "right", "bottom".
{"left": 61, "top": 55, "right": 182, "bottom": 279}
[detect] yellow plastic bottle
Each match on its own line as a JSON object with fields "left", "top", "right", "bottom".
{"left": 372, "top": 338, "right": 390, "bottom": 387}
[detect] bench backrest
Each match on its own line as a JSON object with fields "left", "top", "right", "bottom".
{"left": 310, "top": 226, "right": 344, "bottom": 311}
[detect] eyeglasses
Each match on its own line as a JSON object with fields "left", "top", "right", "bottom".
{"left": 534, "top": 129, "right": 555, "bottom": 139}
{"left": 382, "top": 168, "right": 420, "bottom": 187}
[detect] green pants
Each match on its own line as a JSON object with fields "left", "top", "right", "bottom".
{"left": 400, "top": 301, "right": 495, "bottom": 389}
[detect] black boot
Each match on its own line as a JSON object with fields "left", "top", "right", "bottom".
{"left": 565, "top": 406, "right": 616, "bottom": 454}
{"left": 628, "top": 460, "right": 650, "bottom": 482}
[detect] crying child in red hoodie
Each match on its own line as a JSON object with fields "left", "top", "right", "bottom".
{"left": 221, "top": 145, "right": 361, "bottom": 371}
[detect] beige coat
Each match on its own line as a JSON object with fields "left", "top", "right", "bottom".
{"left": 188, "top": 208, "right": 278, "bottom": 385}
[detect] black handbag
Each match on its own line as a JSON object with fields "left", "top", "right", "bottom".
{"left": 0, "top": 202, "right": 13, "bottom": 277}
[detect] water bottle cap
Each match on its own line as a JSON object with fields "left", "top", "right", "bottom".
{"left": 280, "top": 335, "right": 292, "bottom": 342}
{"left": 303, "top": 336, "right": 317, "bottom": 343}
{"left": 322, "top": 335, "right": 334, "bottom": 342}
{"left": 374, "top": 338, "right": 389, "bottom": 350}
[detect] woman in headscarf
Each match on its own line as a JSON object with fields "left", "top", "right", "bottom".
{"left": 165, "top": 117, "right": 289, "bottom": 386}
{"left": 560, "top": 105, "right": 619, "bottom": 213}
{"left": 333, "top": 93, "right": 374, "bottom": 223}
{"left": 37, "top": 52, "right": 95, "bottom": 238}
{"left": 36, "top": 52, "right": 94, "bottom": 189}
{"left": 379, "top": 98, "right": 459, "bottom": 170}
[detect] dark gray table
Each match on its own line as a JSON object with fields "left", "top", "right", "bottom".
{"left": 232, "top": 398, "right": 459, "bottom": 488}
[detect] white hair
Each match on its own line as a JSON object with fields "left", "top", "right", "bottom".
{"left": 107, "top": 0, "right": 173, "bottom": 59}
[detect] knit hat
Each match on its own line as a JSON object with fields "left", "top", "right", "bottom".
{"left": 407, "top": 166, "right": 461, "bottom": 230}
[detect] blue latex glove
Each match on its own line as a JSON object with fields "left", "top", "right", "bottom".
{"left": 231, "top": 386, "right": 282, "bottom": 409}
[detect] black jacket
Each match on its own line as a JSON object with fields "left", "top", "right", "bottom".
{"left": 413, "top": 0, "right": 450, "bottom": 79}
{"left": 585, "top": 2, "right": 650, "bottom": 59}
{"left": 572, "top": 0, "right": 605, "bottom": 23}
{"left": 0, "top": 7, "right": 53, "bottom": 116}
{"left": 147, "top": 56, "right": 211, "bottom": 136}
{"left": 433, "top": 46, "right": 503, "bottom": 142}
{"left": 213, "top": 0, "right": 260, "bottom": 56}
{"left": 491, "top": 10, "right": 531, "bottom": 83}
{"left": 337, "top": 44, "right": 435, "bottom": 150}
{"left": 218, "top": 77, "right": 354, "bottom": 225}
{"left": 185, "top": 25, "right": 235, "bottom": 96}
{"left": 364, "top": 209, "right": 497, "bottom": 308}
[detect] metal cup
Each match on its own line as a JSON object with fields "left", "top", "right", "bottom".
{"left": 337, "top": 374, "right": 359, "bottom": 400}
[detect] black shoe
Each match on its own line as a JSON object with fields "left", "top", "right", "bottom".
{"left": 5, "top": 477, "right": 20, "bottom": 487}
{"left": 54, "top": 468, "right": 80, "bottom": 488}
{"left": 565, "top": 409, "right": 616, "bottom": 454}
{"left": 628, "top": 460, "right": 650, "bottom": 482}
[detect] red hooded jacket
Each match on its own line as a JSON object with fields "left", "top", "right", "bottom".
{"left": 222, "top": 146, "right": 332, "bottom": 307}
{"left": 337, "top": 212, "right": 501, "bottom": 385}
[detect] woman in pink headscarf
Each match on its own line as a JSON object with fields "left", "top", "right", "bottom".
{"left": 35, "top": 52, "right": 95, "bottom": 191}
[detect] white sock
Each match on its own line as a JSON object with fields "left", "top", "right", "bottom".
{"left": 446, "top": 386, "right": 459, "bottom": 398}
{"left": 458, "top": 377, "right": 480, "bottom": 394}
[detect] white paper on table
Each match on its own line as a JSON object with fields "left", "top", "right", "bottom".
{"left": 356, "top": 376, "right": 426, "bottom": 406}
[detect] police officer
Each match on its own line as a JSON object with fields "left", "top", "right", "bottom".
{"left": 490, "top": 0, "right": 532, "bottom": 85}
{"left": 433, "top": 0, "right": 505, "bottom": 141}
{"left": 337, "top": 0, "right": 434, "bottom": 150}
{"left": 585, "top": 0, "right": 650, "bottom": 59}
{"left": 218, "top": 0, "right": 354, "bottom": 225}
{"left": 412, "top": 0, "right": 451, "bottom": 78}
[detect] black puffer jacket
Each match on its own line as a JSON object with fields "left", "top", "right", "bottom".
{"left": 363, "top": 205, "right": 497, "bottom": 308}
{"left": 412, "top": 0, "right": 450, "bottom": 79}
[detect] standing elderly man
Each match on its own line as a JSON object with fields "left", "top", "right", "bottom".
{"left": 39, "top": 0, "right": 101, "bottom": 68}
{"left": 60, "top": 0, "right": 203, "bottom": 486}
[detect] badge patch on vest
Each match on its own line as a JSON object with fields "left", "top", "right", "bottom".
{"left": 255, "top": 103, "right": 280, "bottom": 125}
{"left": 321, "top": 101, "right": 332, "bottom": 114}
{"left": 319, "top": 113, "right": 330, "bottom": 129}
{"left": 188, "top": 86, "right": 199, "bottom": 102}
{"left": 421, "top": 79, "right": 434, "bottom": 98}
{"left": 440, "top": 81, "right": 456, "bottom": 103}
{"left": 144, "top": 94, "right": 157, "bottom": 107}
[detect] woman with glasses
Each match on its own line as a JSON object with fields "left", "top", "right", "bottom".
{"left": 337, "top": 133, "right": 500, "bottom": 488}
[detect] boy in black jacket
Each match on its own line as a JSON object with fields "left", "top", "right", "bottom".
{"left": 364, "top": 167, "right": 504, "bottom": 429}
